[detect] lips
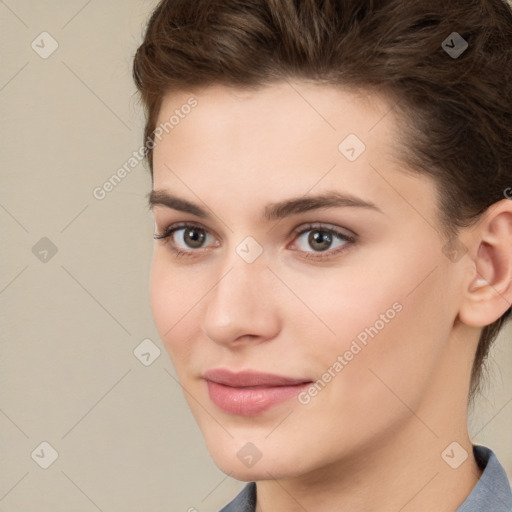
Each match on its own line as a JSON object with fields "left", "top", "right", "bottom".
{"left": 203, "top": 369, "right": 312, "bottom": 416}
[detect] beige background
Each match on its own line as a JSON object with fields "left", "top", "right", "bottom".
{"left": 0, "top": 1, "right": 510, "bottom": 511}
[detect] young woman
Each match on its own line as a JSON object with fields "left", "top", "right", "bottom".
{"left": 133, "top": 1, "right": 512, "bottom": 510}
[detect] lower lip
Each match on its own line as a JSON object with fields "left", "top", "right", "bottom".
{"left": 206, "top": 380, "right": 311, "bottom": 416}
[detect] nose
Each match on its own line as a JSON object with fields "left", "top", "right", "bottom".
{"left": 201, "top": 257, "right": 281, "bottom": 348}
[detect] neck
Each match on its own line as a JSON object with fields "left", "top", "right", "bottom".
{"left": 255, "top": 329, "right": 482, "bottom": 512}
{"left": 255, "top": 422, "right": 481, "bottom": 512}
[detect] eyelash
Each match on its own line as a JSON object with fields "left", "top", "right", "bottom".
{"left": 153, "top": 222, "right": 356, "bottom": 261}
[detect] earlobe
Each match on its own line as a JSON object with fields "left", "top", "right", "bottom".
{"left": 458, "top": 200, "right": 512, "bottom": 328}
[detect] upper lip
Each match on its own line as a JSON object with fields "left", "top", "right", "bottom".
{"left": 203, "top": 369, "right": 312, "bottom": 388}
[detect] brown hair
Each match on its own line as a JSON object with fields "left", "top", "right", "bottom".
{"left": 133, "top": 0, "right": 512, "bottom": 399}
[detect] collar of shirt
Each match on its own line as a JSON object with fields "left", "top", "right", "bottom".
{"left": 218, "top": 445, "right": 511, "bottom": 512}
{"left": 456, "top": 445, "right": 512, "bottom": 512}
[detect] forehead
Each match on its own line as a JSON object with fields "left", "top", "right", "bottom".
{"left": 155, "top": 81, "right": 392, "bottom": 142}
{"left": 151, "top": 81, "right": 438, "bottom": 224}
{"left": 154, "top": 81, "right": 394, "bottom": 177}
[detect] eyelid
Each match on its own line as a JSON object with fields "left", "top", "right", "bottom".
{"left": 153, "top": 221, "right": 212, "bottom": 240}
{"left": 154, "top": 221, "right": 357, "bottom": 259}
{"left": 153, "top": 221, "right": 220, "bottom": 256}
{"left": 287, "top": 222, "right": 356, "bottom": 260}
{"left": 290, "top": 222, "right": 356, "bottom": 241}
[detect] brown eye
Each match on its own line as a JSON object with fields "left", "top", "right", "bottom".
{"left": 291, "top": 224, "right": 355, "bottom": 260}
{"left": 307, "top": 230, "right": 333, "bottom": 252}
{"left": 181, "top": 227, "right": 207, "bottom": 248}
{"left": 153, "top": 223, "right": 217, "bottom": 256}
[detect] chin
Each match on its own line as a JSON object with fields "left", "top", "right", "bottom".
{"left": 203, "top": 433, "right": 319, "bottom": 482}
{"left": 211, "top": 454, "right": 296, "bottom": 482}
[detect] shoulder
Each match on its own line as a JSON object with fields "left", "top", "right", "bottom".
{"left": 456, "top": 445, "right": 512, "bottom": 512}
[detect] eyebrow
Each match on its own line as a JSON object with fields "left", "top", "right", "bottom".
{"left": 147, "top": 189, "right": 383, "bottom": 221}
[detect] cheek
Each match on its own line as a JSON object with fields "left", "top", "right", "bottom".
{"left": 150, "top": 257, "right": 173, "bottom": 334}
{"left": 290, "top": 244, "right": 451, "bottom": 395}
{"left": 149, "top": 255, "right": 198, "bottom": 362}
{"left": 281, "top": 251, "right": 409, "bottom": 347}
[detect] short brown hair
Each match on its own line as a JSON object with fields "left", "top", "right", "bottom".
{"left": 133, "top": 0, "right": 512, "bottom": 398}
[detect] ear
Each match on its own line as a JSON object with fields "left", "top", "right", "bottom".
{"left": 458, "top": 199, "right": 512, "bottom": 327}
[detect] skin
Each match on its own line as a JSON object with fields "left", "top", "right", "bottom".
{"left": 148, "top": 81, "right": 512, "bottom": 512}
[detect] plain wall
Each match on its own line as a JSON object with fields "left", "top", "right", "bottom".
{"left": 1, "top": 1, "right": 510, "bottom": 511}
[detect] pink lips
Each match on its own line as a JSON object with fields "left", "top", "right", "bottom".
{"left": 203, "top": 369, "right": 312, "bottom": 416}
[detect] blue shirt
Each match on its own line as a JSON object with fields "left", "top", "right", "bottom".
{"left": 219, "top": 445, "right": 512, "bottom": 511}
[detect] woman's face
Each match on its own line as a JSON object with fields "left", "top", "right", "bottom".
{"left": 149, "top": 82, "right": 470, "bottom": 480}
